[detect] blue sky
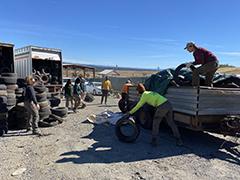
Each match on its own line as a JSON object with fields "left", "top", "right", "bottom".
{"left": 1, "top": 0, "right": 240, "bottom": 69}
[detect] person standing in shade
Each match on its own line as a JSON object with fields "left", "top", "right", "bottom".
{"left": 101, "top": 76, "right": 112, "bottom": 104}
{"left": 127, "top": 83, "right": 182, "bottom": 146}
{"left": 23, "top": 75, "right": 41, "bottom": 135}
{"left": 64, "top": 79, "right": 74, "bottom": 110}
{"left": 184, "top": 42, "right": 219, "bottom": 87}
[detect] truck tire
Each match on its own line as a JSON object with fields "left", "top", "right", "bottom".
{"left": 115, "top": 117, "right": 140, "bottom": 143}
{"left": 118, "top": 99, "right": 128, "bottom": 113}
{"left": 49, "top": 97, "right": 61, "bottom": 107}
{"left": 7, "top": 98, "right": 16, "bottom": 106}
{"left": 0, "top": 77, "right": 17, "bottom": 85}
{"left": 0, "top": 90, "right": 7, "bottom": 96}
{"left": 34, "top": 86, "right": 47, "bottom": 93}
{"left": 51, "top": 107, "right": 68, "bottom": 118}
{"left": 38, "top": 100, "right": 49, "bottom": 108}
{"left": 1, "top": 73, "right": 17, "bottom": 78}
{"left": 36, "top": 92, "right": 47, "bottom": 102}
{"left": 7, "top": 84, "right": 18, "bottom": 90}
{"left": 84, "top": 93, "right": 94, "bottom": 102}
{"left": 0, "top": 96, "right": 7, "bottom": 104}
{"left": 174, "top": 63, "right": 192, "bottom": 86}
{"left": 0, "top": 84, "right": 7, "bottom": 90}
{"left": 137, "top": 105, "right": 155, "bottom": 130}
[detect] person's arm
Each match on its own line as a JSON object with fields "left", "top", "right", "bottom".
{"left": 29, "top": 87, "right": 38, "bottom": 105}
{"left": 129, "top": 94, "right": 146, "bottom": 114}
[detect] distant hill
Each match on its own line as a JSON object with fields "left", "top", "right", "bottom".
{"left": 63, "top": 62, "right": 157, "bottom": 71}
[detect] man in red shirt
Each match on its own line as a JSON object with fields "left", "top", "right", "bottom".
{"left": 184, "top": 42, "right": 219, "bottom": 87}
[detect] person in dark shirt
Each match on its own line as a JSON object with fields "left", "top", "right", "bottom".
{"left": 184, "top": 42, "right": 219, "bottom": 87}
{"left": 23, "top": 75, "right": 41, "bottom": 135}
{"left": 64, "top": 79, "right": 74, "bottom": 109}
{"left": 73, "top": 78, "right": 82, "bottom": 112}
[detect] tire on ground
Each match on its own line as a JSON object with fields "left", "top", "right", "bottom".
{"left": 51, "top": 107, "right": 68, "bottom": 117}
{"left": 115, "top": 117, "right": 140, "bottom": 143}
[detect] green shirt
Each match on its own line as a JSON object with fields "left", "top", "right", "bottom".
{"left": 129, "top": 91, "right": 167, "bottom": 114}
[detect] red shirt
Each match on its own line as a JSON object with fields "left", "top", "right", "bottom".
{"left": 193, "top": 47, "right": 218, "bottom": 65}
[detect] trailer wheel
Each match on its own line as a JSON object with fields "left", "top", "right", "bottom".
{"left": 115, "top": 117, "right": 140, "bottom": 143}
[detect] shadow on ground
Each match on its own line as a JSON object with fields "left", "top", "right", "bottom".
{"left": 56, "top": 122, "right": 240, "bottom": 165}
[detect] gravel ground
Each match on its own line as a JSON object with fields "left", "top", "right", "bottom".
{"left": 0, "top": 96, "right": 239, "bottom": 180}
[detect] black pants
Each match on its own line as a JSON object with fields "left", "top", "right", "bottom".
{"left": 101, "top": 90, "right": 109, "bottom": 104}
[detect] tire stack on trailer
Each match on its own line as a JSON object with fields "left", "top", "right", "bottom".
{"left": 0, "top": 73, "right": 18, "bottom": 110}
{"left": 0, "top": 85, "right": 8, "bottom": 136}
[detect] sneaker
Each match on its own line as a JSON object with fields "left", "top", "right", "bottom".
{"left": 26, "top": 127, "right": 32, "bottom": 132}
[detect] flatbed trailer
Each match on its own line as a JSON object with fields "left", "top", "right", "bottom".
{"left": 128, "top": 86, "right": 240, "bottom": 135}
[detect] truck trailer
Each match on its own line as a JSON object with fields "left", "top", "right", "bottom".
{"left": 15, "top": 45, "right": 63, "bottom": 92}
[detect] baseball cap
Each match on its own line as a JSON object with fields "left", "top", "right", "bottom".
{"left": 184, "top": 42, "right": 195, "bottom": 49}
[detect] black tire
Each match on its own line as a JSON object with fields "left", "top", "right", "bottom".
{"left": 34, "top": 85, "right": 47, "bottom": 93}
{"left": 38, "top": 100, "right": 49, "bottom": 108}
{"left": 1, "top": 73, "right": 17, "bottom": 78}
{"left": 174, "top": 63, "right": 193, "bottom": 86}
{"left": 84, "top": 93, "right": 94, "bottom": 102}
{"left": 0, "top": 113, "right": 8, "bottom": 120}
{"left": 7, "top": 89, "right": 15, "bottom": 94}
{"left": 115, "top": 117, "right": 140, "bottom": 143}
{"left": 36, "top": 93, "right": 47, "bottom": 102}
{"left": 51, "top": 107, "right": 68, "bottom": 117}
{"left": 49, "top": 97, "right": 61, "bottom": 107}
{"left": 49, "top": 114, "right": 64, "bottom": 123}
{"left": 7, "top": 84, "right": 18, "bottom": 90}
{"left": 0, "top": 104, "right": 8, "bottom": 113}
{"left": 39, "top": 106, "right": 51, "bottom": 113}
{"left": 118, "top": 99, "right": 128, "bottom": 113}
{"left": 7, "top": 98, "right": 16, "bottom": 106}
{"left": 0, "top": 96, "right": 8, "bottom": 104}
{"left": 136, "top": 105, "right": 155, "bottom": 130}
{"left": 8, "top": 105, "right": 28, "bottom": 130}
{"left": 0, "top": 90, "right": 7, "bottom": 96}
{"left": 0, "top": 67, "right": 10, "bottom": 73}
{"left": 0, "top": 77, "right": 17, "bottom": 85}
{"left": 7, "top": 93, "right": 16, "bottom": 99}
{"left": 0, "top": 84, "right": 7, "bottom": 90}
{"left": 15, "top": 88, "right": 23, "bottom": 94}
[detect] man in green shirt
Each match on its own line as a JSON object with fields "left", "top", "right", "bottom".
{"left": 128, "top": 83, "right": 182, "bottom": 146}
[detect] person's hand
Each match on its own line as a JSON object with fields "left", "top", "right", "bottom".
{"left": 36, "top": 104, "right": 40, "bottom": 110}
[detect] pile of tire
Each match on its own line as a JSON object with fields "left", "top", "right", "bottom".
{"left": 15, "top": 87, "right": 24, "bottom": 103}
{"left": 84, "top": 92, "right": 94, "bottom": 102}
{"left": 0, "top": 73, "right": 18, "bottom": 110}
{"left": 8, "top": 103, "right": 28, "bottom": 130}
{"left": 0, "top": 85, "right": 8, "bottom": 136}
{"left": 34, "top": 83, "right": 51, "bottom": 121}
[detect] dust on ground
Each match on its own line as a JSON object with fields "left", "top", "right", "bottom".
{"left": 0, "top": 96, "right": 239, "bottom": 180}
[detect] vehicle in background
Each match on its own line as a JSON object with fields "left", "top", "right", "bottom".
{"left": 85, "top": 81, "right": 102, "bottom": 95}
{"left": 15, "top": 46, "right": 63, "bottom": 93}
{"left": 0, "top": 42, "right": 15, "bottom": 74}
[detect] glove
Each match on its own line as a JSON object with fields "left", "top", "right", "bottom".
{"left": 185, "top": 62, "right": 192, "bottom": 68}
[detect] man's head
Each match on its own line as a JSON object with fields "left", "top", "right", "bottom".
{"left": 25, "top": 75, "right": 35, "bottom": 85}
{"left": 184, "top": 42, "right": 197, "bottom": 53}
{"left": 136, "top": 83, "right": 146, "bottom": 94}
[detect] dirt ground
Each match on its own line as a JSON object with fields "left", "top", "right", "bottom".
{"left": 0, "top": 96, "right": 239, "bottom": 180}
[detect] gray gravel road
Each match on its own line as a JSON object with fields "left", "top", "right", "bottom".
{"left": 0, "top": 96, "right": 239, "bottom": 180}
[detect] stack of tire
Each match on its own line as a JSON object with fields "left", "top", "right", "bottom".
{"left": 34, "top": 83, "right": 51, "bottom": 121}
{"left": 47, "top": 92, "right": 61, "bottom": 108}
{"left": 0, "top": 85, "right": 8, "bottom": 136}
{"left": 15, "top": 87, "right": 24, "bottom": 104}
{"left": 0, "top": 73, "right": 18, "bottom": 110}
